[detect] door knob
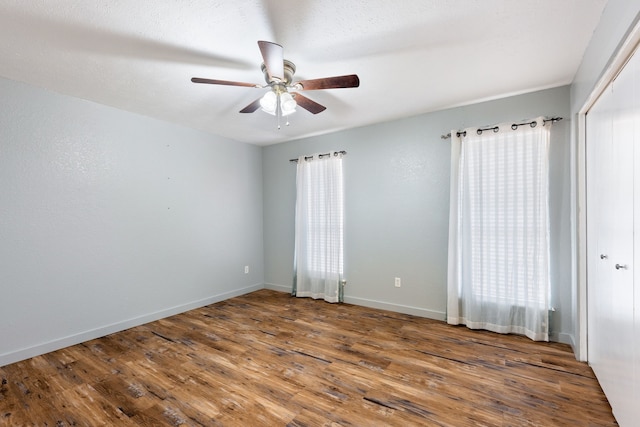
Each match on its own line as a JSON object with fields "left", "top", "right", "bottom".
{"left": 600, "top": 254, "right": 608, "bottom": 259}
{"left": 615, "top": 263, "right": 628, "bottom": 270}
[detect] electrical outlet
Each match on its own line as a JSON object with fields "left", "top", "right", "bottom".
{"left": 395, "top": 277, "right": 401, "bottom": 287}
{"left": 244, "top": 266, "right": 249, "bottom": 274}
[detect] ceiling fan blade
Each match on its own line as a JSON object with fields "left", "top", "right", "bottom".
{"left": 294, "top": 93, "right": 326, "bottom": 114}
{"left": 239, "top": 98, "right": 262, "bottom": 113}
{"left": 191, "top": 77, "right": 258, "bottom": 88}
{"left": 296, "top": 74, "right": 360, "bottom": 91}
{"left": 258, "top": 40, "right": 284, "bottom": 82}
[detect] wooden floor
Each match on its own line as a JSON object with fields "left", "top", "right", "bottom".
{"left": 0, "top": 290, "right": 615, "bottom": 426}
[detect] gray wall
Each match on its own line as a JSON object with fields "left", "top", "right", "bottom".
{"left": 263, "top": 86, "right": 572, "bottom": 343}
{"left": 0, "top": 77, "right": 264, "bottom": 366}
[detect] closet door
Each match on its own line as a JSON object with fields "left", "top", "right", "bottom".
{"left": 586, "top": 46, "right": 638, "bottom": 426}
{"left": 633, "top": 43, "right": 640, "bottom": 425}
{"left": 586, "top": 82, "right": 614, "bottom": 392}
{"left": 607, "top": 51, "right": 636, "bottom": 426}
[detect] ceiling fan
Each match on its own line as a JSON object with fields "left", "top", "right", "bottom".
{"left": 191, "top": 41, "right": 359, "bottom": 127}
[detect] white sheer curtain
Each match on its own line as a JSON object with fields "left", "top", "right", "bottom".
{"left": 447, "top": 117, "right": 551, "bottom": 341}
{"left": 293, "top": 152, "right": 344, "bottom": 303}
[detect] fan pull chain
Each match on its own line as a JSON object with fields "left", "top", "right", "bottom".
{"left": 274, "top": 92, "right": 291, "bottom": 129}
{"left": 277, "top": 93, "right": 281, "bottom": 130}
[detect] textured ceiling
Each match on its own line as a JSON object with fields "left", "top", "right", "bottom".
{"left": 0, "top": 0, "right": 606, "bottom": 145}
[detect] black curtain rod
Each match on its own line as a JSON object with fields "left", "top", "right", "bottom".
{"left": 289, "top": 150, "right": 347, "bottom": 163}
{"left": 441, "top": 117, "right": 563, "bottom": 140}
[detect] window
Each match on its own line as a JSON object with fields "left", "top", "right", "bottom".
{"left": 293, "top": 152, "right": 344, "bottom": 302}
{"left": 448, "top": 118, "right": 551, "bottom": 341}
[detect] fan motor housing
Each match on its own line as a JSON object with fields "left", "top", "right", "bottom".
{"left": 261, "top": 60, "right": 296, "bottom": 85}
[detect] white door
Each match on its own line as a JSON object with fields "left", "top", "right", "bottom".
{"left": 632, "top": 41, "right": 640, "bottom": 426}
{"left": 586, "top": 82, "right": 614, "bottom": 391}
{"left": 586, "top": 46, "right": 638, "bottom": 426}
{"left": 607, "top": 50, "right": 636, "bottom": 426}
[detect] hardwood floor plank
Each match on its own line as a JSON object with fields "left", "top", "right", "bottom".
{"left": 0, "top": 289, "right": 616, "bottom": 426}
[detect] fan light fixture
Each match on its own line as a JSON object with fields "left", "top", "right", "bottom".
{"left": 260, "top": 90, "right": 297, "bottom": 116}
{"left": 259, "top": 86, "right": 297, "bottom": 128}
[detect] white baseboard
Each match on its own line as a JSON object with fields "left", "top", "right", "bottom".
{"left": 343, "top": 296, "right": 446, "bottom": 321}
{"left": 264, "top": 283, "right": 445, "bottom": 321}
{"left": 264, "top": 282, "right": 292, "bottom": 293}
{"left": 550, "top": 331, "right": 575, "bottom": 348}
{"left": 0, "top": 283, "right": 263, "bottom": 367}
